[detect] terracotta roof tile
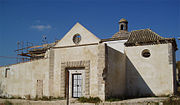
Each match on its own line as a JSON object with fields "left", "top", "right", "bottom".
{"left": 101, "top": 29, "right": 177, "bottom": 50}
{"left": 126, "top": 29, "right": 164, "bottom": 44}
{"left": 112, "top": 31, "right": 130, "bottom": 39}
{"left": 124, "top": 29, "right": 177, "bottom": 50}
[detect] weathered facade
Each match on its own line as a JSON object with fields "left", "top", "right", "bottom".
{"left": 0, "top": 18, "right": 178, "bottom": 100}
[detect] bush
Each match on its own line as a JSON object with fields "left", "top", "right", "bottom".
{"left": 3, "top": 100, "right": 13, "bottom": 105}
{"left": 41, "top": 96, "right": 51, "bottom": 101}
{"left": 17, "top": 97, "right": 22, "bottom": 99}
{"left": 106, "top": 98, "right": 122, "bottom": 102}
{"left": 78, "top": 97, "right": 102, "bottom": 103}
{"left": 53, "top": 96, "right": 64, "bottom": 100}
{"left": 9, "top": 96, "right": 15, "bottom": 99}
{"left": 33, "top": 96, "right": 65, "bottom": 101}
{"left": 25, "top": 95, "right": 31, "bottom": 100}
{"left": 33, "top": 95, "right": 39, "bottom": 101}
{"left": 57, "top": 97, "right": 64, "bottom": 100}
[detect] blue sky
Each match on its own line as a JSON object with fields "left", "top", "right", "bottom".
{"left": 0, "top": 0, "right": 180, "bottom": 66}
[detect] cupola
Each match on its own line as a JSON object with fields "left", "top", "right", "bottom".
{"left": 119, "top": 18, "right": 128, "bottom": 32}
{"left": 112, "top": 18, "right": 130, "bottom": 38}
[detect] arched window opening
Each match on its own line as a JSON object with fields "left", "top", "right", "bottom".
{"left": 121, "top": 25, "right": 124, "bottom": 30}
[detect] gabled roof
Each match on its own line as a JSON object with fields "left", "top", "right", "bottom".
{"left": 54, "top": 22, "right": 100, "bottom": 47}
{"left": 124, "top": 29, "right": 177, "bottom": 50}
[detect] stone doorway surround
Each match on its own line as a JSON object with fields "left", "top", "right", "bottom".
{"left": 60, "top": 60, "right": 90, "bottom": 98}
{"left": 68, "top": 69, "right": 85, "bottom": 98}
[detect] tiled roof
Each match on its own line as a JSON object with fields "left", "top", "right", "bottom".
{"left": 101, "top": 29, "right": 177, "bottom": 50}
{"left": 126, "top": 29, "right": 164, "bottom": 44}
{"left": 124, "top": 29, "right": 177, "bottom": 50}
{"left": 112, "top": 31, "right": 130, "bottom": 39}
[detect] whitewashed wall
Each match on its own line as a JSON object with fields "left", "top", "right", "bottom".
{"left": 104, "top": 40, "right": 127, "bottom": 98}
{"left": 0, "top": 59, "right": 49, "bottom": 98}
{"left": 125, "top": 43, "right": 176, "bottom": 97}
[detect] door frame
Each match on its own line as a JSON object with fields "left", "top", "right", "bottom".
{"left": 68, "top": 68, "right": 85, "bottom": 98}
{"left": 61, "top": 61, "right": 90, "bottom": 98}
{"left": 72, "top": 73, "right": 82, "bottom": 98}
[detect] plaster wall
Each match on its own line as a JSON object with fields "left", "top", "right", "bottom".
{"left": 125, "top": 43, "right": 175, "bottom": 97}
{"left": 52, "top": 44, "right": 102, "bottom": 98}
{"left": 104, "top": 40, "right": 126, "bottom": 98}
{"left": 0, "top": 59, "right": 49, "bottom": 98}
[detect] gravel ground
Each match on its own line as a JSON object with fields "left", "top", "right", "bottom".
{"left": 0, "top": 97, "right": 179, "bottom": 105}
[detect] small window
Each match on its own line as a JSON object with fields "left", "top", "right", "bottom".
{"left": 5, "top": 68, "right": 10, "bottom": 78}
{"left": 142, "top": 49, "right": 151, "bottom": 58}
{"left": 121, "top": 25, "right": 124, "bottom": 30}
{"left": 73, "top": 34, "right": 81, "bottom": 44}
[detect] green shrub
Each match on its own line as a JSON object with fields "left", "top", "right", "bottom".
{"left": 25, "top": 95, "right": 31, "bottom": 100}
{"left": 1, "top": 96, "right": 6, "bottom": 99}
{"left": 106, "top": 98, "right": 122, "bottom": 102}
{"left": 53, "top": 96, "right": 64, "bottom": 100}
{"left": 33, "top": 95, "right": 39, "bottom": 101}
{"left": 78, "top": 97, "right": 102, "bottom": 103}
{"left": 8, "top": 96, "right": 22, "bottom": 99}
{"left": 56, "top": 96, "right": 64, "bottom": 100}
{"left": 33, "top": 96, "right": 64, "bottom": 101}
{"left": 9, "top": 96, "right": 15, "bottom": 99}
{"left": 17, "top": 97, "right": 21, "bottom": 99}
{"left": 3, "top": 100, "right": 13, "bottom": 105}
{"left": 78, "top": 97, "right": 88, "bottom": 103}
{"left": 41, "top": 96, "right": 51, "bottom": 101}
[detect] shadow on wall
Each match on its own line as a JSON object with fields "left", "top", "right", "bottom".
{"left": 0, "top": 82, "right": 3, "bottom": 95}
{"left": 0, "top": 82, "right": 6, "bottom": 97}
{"left": 176, "top": 61, "right": 180, "bottom": 88}
{"left": 126, "top": 56, "right": 155, "bottom": 98}
{"left": 105, "top": 46, "right": 126, "bottom": 99}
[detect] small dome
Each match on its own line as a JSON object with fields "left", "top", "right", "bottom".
{"left": 119, "top": 18, "right": 128, "bottom": 23}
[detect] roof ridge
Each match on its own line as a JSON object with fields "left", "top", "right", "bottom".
{"left": 147, "top": 29, "right": 165, "bottom": 39}
{"left": 130, "top": 28, "right": 150, "bottom": 32}
{"left": 130, "top": 29, "right": 165, "bottom": 39}
{"left": 126, "top": 29, "right": 166, "bottom": 45}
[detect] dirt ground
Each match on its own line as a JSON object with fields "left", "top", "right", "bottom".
{"left": 0, "top": 97, "right": 180, "bottom": 105}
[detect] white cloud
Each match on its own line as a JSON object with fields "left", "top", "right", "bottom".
{"left": 31, "top": 25, "right": 52, "bottom": 31}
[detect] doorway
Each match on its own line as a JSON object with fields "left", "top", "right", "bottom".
{"left": 72, "top": 74, "right": 82, "bottom": 98}
{"left": 67, "top": 68, "right": 85, "bottom": 98}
